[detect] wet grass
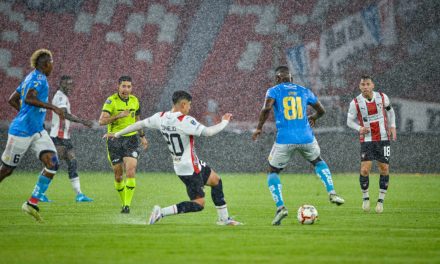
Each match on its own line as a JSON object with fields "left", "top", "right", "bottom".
{"left": 0, "top": 172, "right": 439, "bottom": 264}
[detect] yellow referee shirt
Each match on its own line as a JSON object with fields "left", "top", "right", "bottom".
{"left": 102, "top": 93, "right": 140, "bottom": 136}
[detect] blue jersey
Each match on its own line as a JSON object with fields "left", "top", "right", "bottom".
{"left": 9, "top": 69, "right": 50, "bottom": 137}
{"left": 266, "top": 82, "right": 318, "bottom": 144}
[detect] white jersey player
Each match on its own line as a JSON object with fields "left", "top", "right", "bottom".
{"left": 347, "top": 75, "right": 396, "bottom": 214}
{"left": 47, "top": 75, "right": 93, "bottom": 203}
{"left": 108, "top": 90, "right": 241, "bottom": 226}
{"left": 50, "top": 89, "right": 72, "bottom": 139}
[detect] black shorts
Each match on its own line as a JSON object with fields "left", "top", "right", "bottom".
{"left": 107, "top": 135, "right": 139, "bottom": 165}
{"left": 360, "top": 141, "right": 390, "bottom": 164}
{"left": 51, "top": 137, "right": 74, "bottom": 150}
{"left": 178, "top": 164, "right": 212, "bottom": 200}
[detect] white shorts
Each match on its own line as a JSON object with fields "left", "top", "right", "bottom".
{"left": 268, "top": 139, "right": 321, "bottom": 169}
{"left": 1, "top": 130, "right": 57, "bottom": 167}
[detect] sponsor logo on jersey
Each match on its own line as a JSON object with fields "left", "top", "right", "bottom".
{"left": 190, "top": 120, "right": 197, "bottom": 126}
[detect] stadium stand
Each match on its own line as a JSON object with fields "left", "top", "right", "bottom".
{"left": 0, "top": 0, "right": 439, "bottom": 127}
{"left": 0, "top": 0, "right": 200, "bottom": 122}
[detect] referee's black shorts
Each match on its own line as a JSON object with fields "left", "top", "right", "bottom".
{"left": 107, "top": 135, "right": 139, "bottom": 165}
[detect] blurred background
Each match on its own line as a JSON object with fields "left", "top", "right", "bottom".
{"left": 1, "top": 0, "right": 439, "bottom": 173}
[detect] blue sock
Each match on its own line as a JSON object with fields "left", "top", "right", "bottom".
{"left": 314, "top": 161, "right": 335, "bottom": 193}
{"left": 31, "top": 175, "right": 52, "bottom": 199}
{"left": 267, "top": 173, "right": 284, "bottom": 208}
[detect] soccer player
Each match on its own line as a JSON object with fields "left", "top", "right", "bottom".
{"left": 105, "top": 90, "right": 241, "bottom": 226}
{"left": 0, "top": 48, "right": 64, "bottom": 222}
{"left": 43, "top": 75, "right": 94, "bottom": 202}
{"left": 346, "top": 75, "right": 396, "bottom": 213}
{"left": 252, "top": 66, "right": 345, "bottom": 226}
{"left": 98, "top": 76, "right": 148, "bottom": 213}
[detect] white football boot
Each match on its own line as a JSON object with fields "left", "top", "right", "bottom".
{"left": 216, "top": 217, "right": 242, "bottom": 226}
{"left": 272, "top": 207, "right": 288, "bottom": 226}
{"left": 362, "top": 198, "right": 370, "bottom": 212}
{"left": 148, "top": 205, "right": 162, "bottom": 225}
{"left": 22, "top": 202, "right": 43, "bottom": 222}
{"left": 375, "top": 200, "right": 384, "bottom": 214}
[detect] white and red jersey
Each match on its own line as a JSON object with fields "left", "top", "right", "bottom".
{"left": 50, "top": 90, "right": 71, "bottom": 139}
{"left": 142, "top": 111, "right": 206, "bottom": 176}
{"left": 348, "top": 91, "right": 391, "bottom": 142}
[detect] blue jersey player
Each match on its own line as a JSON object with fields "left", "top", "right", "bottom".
{"left": 252, "top": 66, "right": 345, "bottom": 225}
{"left": 0, "top": 49, "right": 64, "bottom": 222}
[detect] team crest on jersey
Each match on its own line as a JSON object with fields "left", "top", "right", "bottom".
{"left": 131, "top": 151, "right": 138, "bottom": 158}
{"left": 105, "top": 99, "right": 112, "bottom": 104}
{"left": 37, "top": 74, "right": 44, "bottom": 80}
{"left": 190, "top": 120, "right": 197, "bottom": 126}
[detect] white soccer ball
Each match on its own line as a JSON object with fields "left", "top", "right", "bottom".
{"left": 297, "top": 205, "right": 318, "bottom": 225}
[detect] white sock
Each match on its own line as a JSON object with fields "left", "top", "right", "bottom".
{"left": 161, "top": 205, "right": 178, "bottom": 217}
{"left": 70, "top": 177, "right": 81, "bottom": 195}
{"left": 378, "top": 189, "right": 387, "bottom": 201}
{"left": 362, "top": 190, "right": 369, "bottom": 199}
{"left": 216, "top": 204, "right": 229, "bottom": 221}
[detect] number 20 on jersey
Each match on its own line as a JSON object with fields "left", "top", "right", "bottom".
{"left": 283, "top": 96, "right": 303, "bottom": 120}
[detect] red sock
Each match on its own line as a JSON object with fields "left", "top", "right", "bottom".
{"left": 28, "top": 197, "right": 39, "bottom": 205}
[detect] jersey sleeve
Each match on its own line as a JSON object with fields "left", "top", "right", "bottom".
{"left": 347, "top": 100, "right": 358, "bottom": 116}
{"left": 383, "top": 93, "right": 391, "bottom": 108}
{"left": 266, "top": 88, "right": 276, "bottom": 99}
{"left": 52, "top": 93, "right": 68, "bottom": 108}
{"left": 102, "top": 97, "right": 114, "bottom": 114}
{"left": 181, "top": 116, "right": 206, "bottom": 136}
{"left": 307, "top": 89, "right": 318, "bottom": 105}
{"left": 142, "top": 112, "right": 161, "bottom": 129}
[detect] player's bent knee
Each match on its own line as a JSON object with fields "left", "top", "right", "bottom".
{"left": 193, "top": 198, "right": 205, "bottom": 209}
{"left": 43, "top": 153, "right": 59, "bottom": 174}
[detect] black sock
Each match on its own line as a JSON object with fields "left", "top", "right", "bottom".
{"left": 67, "top": 159, "right": 78, "bottom": 179}
{"left": 211, "top": 179, "right": 226, "bottom": 206}
{"left": 176, "top": 201, "right": 204, "bottom": 214}
{"left": 360, "top": 175, "right": 369, "bottom": 190}
{"left": 379, "top": 175, "right": 389, "bottom": 190}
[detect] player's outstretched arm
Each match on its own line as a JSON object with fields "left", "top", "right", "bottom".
{"left": 25, "top": 89, "right": 65, "bottom": 119}
{"left": 252, "top": 98, "right": 274, "bottom": 141}
{"left": 114, "top": 120, "right": 147, "bottom": 138}
{"left": 61, "top": 108, "right": 93, "bottom": 127}
{"left": 8, "top": 91, "right": 20, "bottom": 111}
{"left": 201, "top": 113, "right": 232, "bottom": 137}
{"left": 136, "top": 115, "right": 148, "bottom": 150}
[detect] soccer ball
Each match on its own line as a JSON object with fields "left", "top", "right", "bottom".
{"left": 297, "top": 205, "right": 318, "bottom": 225}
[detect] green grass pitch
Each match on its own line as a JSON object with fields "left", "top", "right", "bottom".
{"left": 0, "top": 172, "right": 439, "bottom": 264}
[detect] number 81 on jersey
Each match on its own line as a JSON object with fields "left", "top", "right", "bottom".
{"left": 283, "top": 96, "right": 303, "bottom": 120}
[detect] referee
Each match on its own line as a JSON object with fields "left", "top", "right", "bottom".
{"left": 99, "top": 76, "right": 148, "bottom": 213}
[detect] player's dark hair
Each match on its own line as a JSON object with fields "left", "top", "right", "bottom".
{"left": 275, "top": 65, "right": 289, "bottom": 74}
{"left": 361, "top": 74, "right": 373, "bottom": 81}
{"left": 60, "top": 75, "right": 72, "bottom": 82}
{"left": 59, "top": 75, "right": 72, "bottom": 88}
{"left": 275, "top": 66, "right": 291, "bottom": 83}
{"left": 172, "top": 90, "right": 192, "bottom": 105}
{"left": 118, "top": 75, "right": 132, "bottom": 84}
